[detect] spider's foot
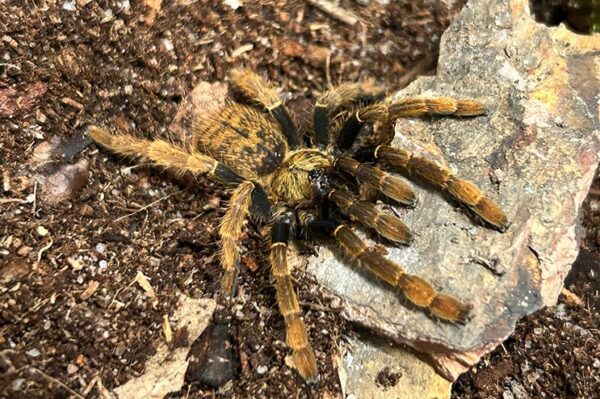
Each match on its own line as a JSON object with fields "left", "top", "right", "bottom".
{"left": 399, "top": 274, "right": 472, "bottom": 324}
{"left": 430, "top": 293, "right": 473, "bottom": 324}
{"left": 291, "top": 347, "right": 318, "bottom": 383}
{"left": 473, "top": 197, "right": 509, "bottom": 232}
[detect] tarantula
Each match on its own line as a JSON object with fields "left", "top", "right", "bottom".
{"left": 88, "top": 69, "right": 508, "bottom": 382}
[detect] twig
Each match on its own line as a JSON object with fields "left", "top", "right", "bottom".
{"left": 0, "top": 198, "right": 28, "bottom": 204}
{"left": 31, "top": 181, "right": 37, "bottom": 215}
{"left": 306, "top": 0, "right": 359, "bottom": 26}
{"left": 325, "top": 51, "right": 332, "bottom": 88}
{"left": 114, "top": 189, "right": 184, "bottom": 222}
{"left": 27, "top": 366, "right": 86, "bottom": 399}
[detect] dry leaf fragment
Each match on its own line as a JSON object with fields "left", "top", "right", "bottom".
{"left": 80, "top": 280, "right": 99, "bottom": 300}
{"left": 162, "top": 314, "right": 173, "bottom": 344}
{"left": 135, "top": 270, "right": 159, "bottom": 308}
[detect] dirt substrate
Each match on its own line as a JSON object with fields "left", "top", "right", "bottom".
{"left": 0, "top": 1, "right": 598, "bottom": 398}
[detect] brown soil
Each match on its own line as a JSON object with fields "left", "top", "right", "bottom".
{"left": 0, "top": 1, "right": 463, "bottom": 398}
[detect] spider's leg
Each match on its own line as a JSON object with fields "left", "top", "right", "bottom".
{"left": 371, "top": 145, "right": 509, "bottom": 231}
{"left": 388, "top": 97, "right": 486, "bottom": 118}
{"left": 327, "top": 186, "right": 412, "bottom": 245}
{"left": 334, "top": 155, "right": 416, "bottom": 206}
{"left": 229, "top": 68, "right": 300, "bottom": 149}
{"left": 305, "top": 220, "right": 471, "bottom": 323}
{"left": 219, "top": 181, "right": 272, "bottom": 295}
{"left": 335, "top": 97, "right": 485, "bottom": 151}
{"left": 314, "top": 81, "right": 385, "bottom": 148}
{"left": 269, "top": 209, "right": 318, "bottom": 381}
{"left": 88, "top": 126, "right": 243, "bottom": 186}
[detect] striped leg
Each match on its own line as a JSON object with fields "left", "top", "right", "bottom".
{"left": 88, "top": 126, "right": 243, "bottom": 186}
{"left": 305, "top": 220, "right": 471, "bottom": 323}
{"left": 327, "top": 187, "right": 412, "bottom": 244}
{"left": 314, "top": 81, "right": 385, "bottom": 148}
{"left": 269, "top": 210, "right": 317, "bottom": 381}
{"left": 219, "top": 181, "right": 255, "bottom": 295}
{"left": 229, "top": 68, "right": 300, "bottom": 149}
{"left": 373, "top": 146, "right": 509, "bottom": 231}
{"left": 335, "top": 97, "right": 485, "bottom": 151}
{"left": 334, "top": 155, "right": 416, "bottom": 206}
{"left": 389, "top": 97, "right": 486, "bottom": 118}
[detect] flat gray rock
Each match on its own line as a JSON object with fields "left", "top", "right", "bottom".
{"left": 308, "top": 0, "right": 600, "bottom": 379}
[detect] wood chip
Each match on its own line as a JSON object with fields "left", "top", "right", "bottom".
{"left": 67, "top": 256, "right": 84, "bottom": 271}
{"left": 2, "top": 169, "right": 11, "bottom": 192}
{"left": 307, "top": 0, "right": 359, "bottom": 26}
{"left": 80, "top": 280, "right": 99, "bottom": 300}
{"left": 60, "top": 97, "right": 84, "bottom": 110}
{"left": 162, "top": 314, "right": 173, "bottom": 344}
{"left": 231, "top": 43, "right": 253, "bottom": 58}
{"left": 135, "top": 270, "right": 158, "bottom": 308}
{"left": 143, "top": 0, "right": 162, "bottom": 24}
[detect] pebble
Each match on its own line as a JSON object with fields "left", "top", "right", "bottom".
{"left": 98, "top": 260, "right": 108, "bottom": 271}
{"left": 37, "top": 226, "right": 49, "bottom": 236}
{"left": 62, "top": 0, "right": 76, "bottom": 11}
{"left": 95, "top": 242, "right": 106, "bottom": 254}
{"left": 26, "top": 348, "right": 40, "bottom": 358}
{"left": 67, "top": 364, "right": 79, "bottom": 374}
{"left": 256, "top": 365, "right": 268, "bottom": 375}
{"left": 10, "top": 378, "right": 25, "bottom": 391}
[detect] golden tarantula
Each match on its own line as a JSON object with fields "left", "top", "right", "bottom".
{"left": 88, "top": 69, "right": 508, "bottom": 382}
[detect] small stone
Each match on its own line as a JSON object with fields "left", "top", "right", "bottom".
{"left": 10, "top": 378, "right": 25, "bottom": 391}
{"left": 26, "top": 348, "right": 40, "bottom": 358}
{"left": 98, "top": 260, "right": 108, "bottom": 271}
{"left": 162, "top": 38, "right": 174, "bottom": 52}
{"left": 79, "top": 204, "right": 94, "bottom": 216}
{"left": 256, "top": 365, "right": 268, "bottom": 374}
{"left": 223, "top": 0, "right": 242, "bottom": 10}
{"left": 95, "top": 242, "right": 106, "bottom": 254}
{"left": 37, "top": 226, "right": 49, "bottom": 236}
{"left": 502, "top": 391, "right": 514, "bottom": 399}
{"left": 62, "top": 0, "right": 76, "bottom": 11}
{"left": 16, "top": 246, "right": 32, "bottom": 257}
{"left": 67, "top": 364, "right": 79, "bottom": 374}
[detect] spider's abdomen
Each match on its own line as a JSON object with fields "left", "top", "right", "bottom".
{"left": 192, "top": 103, "right": 288, "bottom": 179}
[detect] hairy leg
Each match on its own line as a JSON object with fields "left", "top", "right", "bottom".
{"left": 305, "top": 219, "right": 471, "bottom": 323}
{"left": 219, "top": 181, "right": 255, "bottom": 295}
{"left": 373, "top": 145, "right": 508, "bottom": 231}
{"left": 335, "top": 97, "right": 485, "bottom": 151}
{"left": 334, "top": 155, "right": 416, "bottom": 206}
{"left": 314, "top": 81, "right": 385, "bottom": 148}
{"left": 229, "top": 68, "right": 300, "bottom": 149}
{"left": 327, "top": 186, "right": 412, "bottom": 244}
{"left": 269, "top": 210, "right": 318, "bottom": 381}
{"left": 88, "top": 126, "right": 243, "bottom": 186}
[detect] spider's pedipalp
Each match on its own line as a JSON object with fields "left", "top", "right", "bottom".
{"left": 374, "top": 145, "right": 509, "bottom": 231}
{"left": 87, "top": 126, "right": 244, "bottom": 186}
{"left": 389, "top": 97, "right": 486, "bottom": 118}
{"left": 328, "top": 187, "right": 412, "bottom": 244}
{"left": 229, "top": 68, "right": 300, "bottom": 148}
{"left": 270, "top": 210, "right": 318, "bottom": 381}
{"left": 330, "top": 224, "right": 471, "bottom": 323}
{"left": 334, "top": 155, "right": 416, "bottom": 206}
{"left": 219, "top": 181, "right": 256, "bottom": 295}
